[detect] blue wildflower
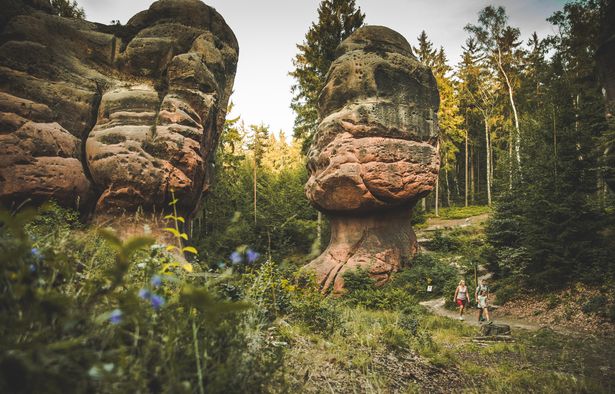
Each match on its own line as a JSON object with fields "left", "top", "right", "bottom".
{"left": 138, "top": 288, "right": 151, "bottom": 300}
{"left": 246, "top": 249, "right": 260, "bottom": 264}
{"left": 109, "top": 309, "right": 122, "bottom": 324}
{"left": 217, "top": 261, "right": 226, "bottom": 270}
{"left": 150, "top": 294, "right": 165, "bottom": 310}
{"left": 150, "top": 275, "right": 162, "bottom": 288}
{"left": 29, "top": 264, "right": 36, "bottom": 273}
{"left": 230, "top": 251, "right": 243, "bottom": 264}
{"left": 31, "top": 247, "right": 42, "bottom": 260}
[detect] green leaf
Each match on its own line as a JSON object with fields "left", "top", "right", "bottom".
{"left": 180, "top": 233, "right": 188, "bottom": 240}
{"left": 161, "top": 262, "right": 180, "bottom": 272}
{"left": 122, "top": 236, "right": 155, "bottom": 259}
{"left": 164, "top": 227, "right": 180, "bottom": 237}
{"left": 168, "top": 198, "right": 179, "bottom": 206}
{"left": 99, "top": 228, "right": 122, "bottom": 248}
{"left": 164, "top": 215, "right": 185, "bottom": 223}
{"left": 182, "top": 246, "right": 198, "bottom": 254}
{"left": 166, "top": 245, "right": 178, "bottom": 252}
{"left": 180, "top": 285, "right": 250, "bottom": 316}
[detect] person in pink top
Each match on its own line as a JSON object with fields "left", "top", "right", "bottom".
{"left": 453, "top": 280, "right": 471, "bottom": 320}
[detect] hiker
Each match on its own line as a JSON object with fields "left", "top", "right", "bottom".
{"left": 475, "top": 279, "right": 490, "bottom": 323}
{"left": 453, "top": 280, "right": 470, "bottom": 320}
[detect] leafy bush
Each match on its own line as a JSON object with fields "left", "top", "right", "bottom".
{"left": 0, "top": 205, "right": 286, "bottom": 393}
{"left": 581, "top": 294, "right": 607, "bottom": 315}
{"left": 429, "top": 230, "right": 462, "bottom": 252}
{"left": 288, "top": 276, "right": 341, "bottom": 336}
{"left": 392, "top": 254, "right": 459, "bottom": 300}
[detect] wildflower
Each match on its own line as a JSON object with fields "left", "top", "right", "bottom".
{"left": 230, "top": 251, "right": 243, "bottom": 264}
{"left": 109, "top": 309, "right": 122, "bottom": 324}
{"left": 138, "top": 288, "right": 151, "bottom": 300}
{"left": 31, "top": 247, "right": 42, "bottom": 260}
{"left": 150, "top": 294, "right": 165, "bottom": 310}
{"left": 217, "top": 262, "right": 226, "bottom": 270}
{"left": 29, "top": 264, "right": 36, "bottom": 273}
{"left": 246, "top": 249, "right": 260, "bottom": 264}
{"left": 150, "top": 275, "right": 162, "bottom": 288}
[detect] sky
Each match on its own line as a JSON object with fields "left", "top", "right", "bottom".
{"left": 79, "top": 0, "right": 568, "bottom": 138}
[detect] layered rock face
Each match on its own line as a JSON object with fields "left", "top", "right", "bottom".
{"left": 304, "top": 26, "right": 440, "bottom": 294}
{"left": 0, "top": 0, "right": 238, "bottom": 217}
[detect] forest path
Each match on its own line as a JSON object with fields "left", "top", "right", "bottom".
{"left": 423, "top": 212, "right": 490, "bottom": 230}
{"left": 419, "top": 297, "right": 544, "bottom": 332}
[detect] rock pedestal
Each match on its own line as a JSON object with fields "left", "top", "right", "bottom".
{"left": 304, "top": 26, "right": 440, "bottom": 294}
{"left": 309, "top": 209, "right": 418, "bottom": 292}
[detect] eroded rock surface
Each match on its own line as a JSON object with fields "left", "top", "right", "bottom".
{"left": 304, "top": 26, "right": 440, "bottom": 294}
{"left": 0, "top": 0, "right": 238, "bottom": 217}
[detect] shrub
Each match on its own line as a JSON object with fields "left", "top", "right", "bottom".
{"left": 0, "top": 206, "right": 287, "bottom": 393}
{"left": 392, "top": 254, "right": 458, "bottom": 300}
{"left": 289, "top": 290, "right": 341, "bottom": 336}
{"left": 429, "top": 230, "right": 461, "bottom": 252}
{"left": 341, "top": 269, "right": 417, "bottom": 310}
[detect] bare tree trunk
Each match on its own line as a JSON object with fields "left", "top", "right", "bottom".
{"left": 465, "top": 127, "right": 469, "bottom": 207}
{"left": 445, "top": 167, "right": 451, "bottom": 207}
{"left": 435, "top": 172, "right": 440, "bottom": 217}
{"left": 497, "top": 48, "right": 521, "bottom": 170}
{"left": 477, "top": 146, "right": 480, "bottom": 197}
{"left": 471, "top": 145, "right": 475, "bottom": 204}
{"left": 484, "top": 116, "right": 492, "bottom": 206}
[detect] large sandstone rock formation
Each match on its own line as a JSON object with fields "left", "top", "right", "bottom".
{"left": 305, "top": 26, "right": 440, "bottom": 294}
{"left": 0, "top": 0, "right": 238, "bottom": 218}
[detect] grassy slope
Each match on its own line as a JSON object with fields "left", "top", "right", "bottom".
{"left": 278, "top": 306, "right": 614, "bottom": 393}
{"left": 276, "top": 205, "right": 613, "bottom": 393}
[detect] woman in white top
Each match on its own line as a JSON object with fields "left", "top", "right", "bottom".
{"left": 453, "top": 280, "right": 470, "bottom": 320}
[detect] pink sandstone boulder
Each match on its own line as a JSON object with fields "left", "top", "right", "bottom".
{"left": 304, "top": 26, "right": 440, "bottom": 294}
{"left": 0, "top": 0, "right": 237, "bottom": 218}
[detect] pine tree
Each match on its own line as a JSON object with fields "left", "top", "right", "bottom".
{"left": 413, "top": 30, "right": 437, "bottom": 67}
{"left": 456, "top": 37, "right": 499, "bottom": 205}
{"left": 290, "top": 0, "right": 364, "bottom": 152}
{"left": 486, "top": 0, "right": 613, "bottom": 288}
{"left": 433, "top": 47, "right": 464, "bottom": 210}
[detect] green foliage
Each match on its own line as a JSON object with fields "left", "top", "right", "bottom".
{"left": 484, "top": 0, "right": 614, "bottom": 290}
{"left": 392, "top": 254, "right": 459, "bottom": 300}
{"left": 287, "top": 272, "right": 341, "bottom": 336}
{"left": 51, "top": 0, "right": 85, "bottom": 19}
{"left": 341, "top": 255, "right": 458, "bottom": 310}
{"left": 196, "top": 128, "right": 318, "bottom": 265}
{"left": 426, "top": 205, "right": 491, "bottom": 220}
{"left": 0, "top": 206, "right": 286, "bottom": 393}
{"left": 492, "top": 279, "right": 519, "bottom": 305}
{"left": 428, "top": 230, "right": 461, "bottom": 252}
{"left": 341, "top": 269, "right": 415, "bottom": 310}
{"left": 290, "top": 0, "right": 364, "bottom": 151}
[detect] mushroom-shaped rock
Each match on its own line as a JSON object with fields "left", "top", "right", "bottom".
{"left": 304, "top": 26, "right": 440, "bottom": 294}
